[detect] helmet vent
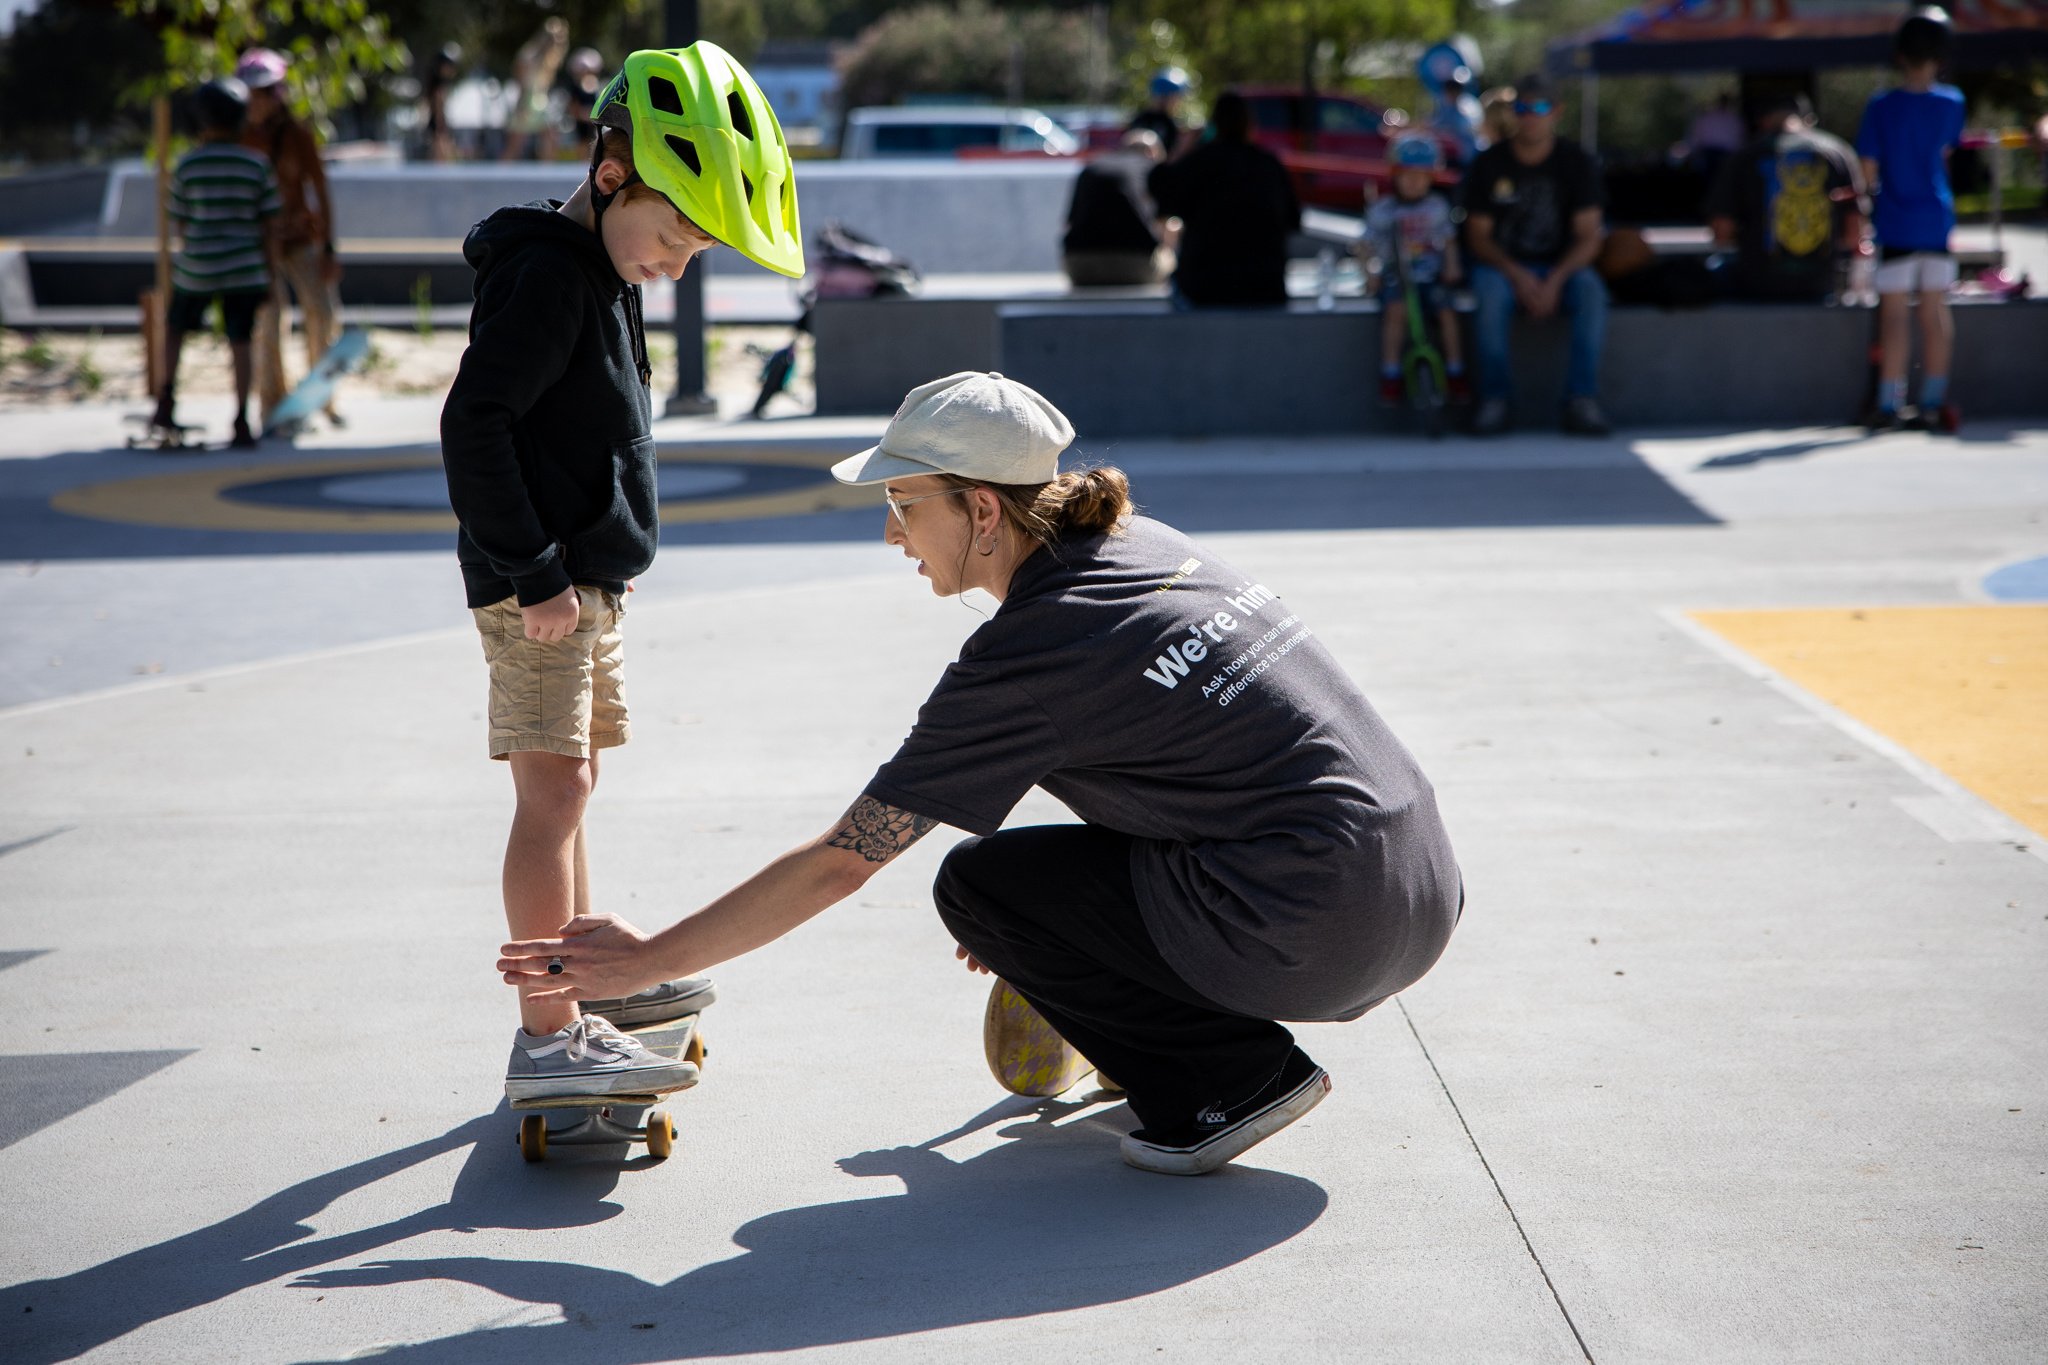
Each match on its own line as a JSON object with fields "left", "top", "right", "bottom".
{"left": 726, "top": 91, "right": 753, "bottom": 140}
{"left": 740, "top": 169, "right": 754, "bottom": 203}
{"left": 665, "top": 134, "right": 702, "bottom": 177}
{"left": 648, "top": 76, "right": 685, "bottom": 117}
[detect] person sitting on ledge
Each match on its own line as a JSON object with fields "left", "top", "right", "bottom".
{"left": 1460, "top": 74, "right": 1611, "bottom": 437}
{"left": 1062, "top": 129, "right": 1172, "bottom": 288}
{"left": 1147, "top": 91, "right": 1300, "bottom": 309}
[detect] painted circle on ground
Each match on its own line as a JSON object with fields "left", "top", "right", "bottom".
{"left": 316, "top": 465, "right": 752, "bottom": 508}
{"left": 1984, "top": 557, "right": 2048, "bottom": 602}
{"left": 50, "top": 447, "right": 877, "bottom": 533}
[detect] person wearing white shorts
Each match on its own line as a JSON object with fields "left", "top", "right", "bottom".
{"left": 1870, "top": 250, "right": 1958, "bottom": 294}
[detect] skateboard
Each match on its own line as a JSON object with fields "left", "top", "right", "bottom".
{"left": 983, "top": 978, "right": 1121, "bottom": 1098}
{"left": 510, "top": 1013, "right": 706, "bottom": 1163}
{"left": 123, "top": 415, "right": 207, "bottom": 451}
{"left": 262, "top": 325, "right": 370, "bottom": 438}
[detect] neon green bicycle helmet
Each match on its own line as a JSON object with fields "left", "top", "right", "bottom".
{"left": 591, "top": 43, "right": 804, "bottom": 278}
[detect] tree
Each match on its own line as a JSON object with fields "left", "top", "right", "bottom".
{"left": 837, "top": 1, "right": 1111, "bottom": 111}
{"left": 118, "top": 0, "right": 409, "bottom": 142}
{"left": 1121, "top": 0, "right": 1459, "bottom": 93}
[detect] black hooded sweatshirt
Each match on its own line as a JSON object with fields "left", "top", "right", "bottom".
{"left": 441, "top": 200, "right": 655, "bottom": 609}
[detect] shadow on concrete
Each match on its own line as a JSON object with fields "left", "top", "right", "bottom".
{"left": 0, "top": 1048, "right": 193, "bottom": 1151}
{"left": 3, "top": 436, "right": 1718, "bottom": 562}
{"left": 0, "top": 1108, "right": 628, "bottom": 1363}
{"left": 1694, "top": 433, "right": 1869, "bottom": 470}
{"left": 281, "top": 1096, "right": 1328, "bottom": 1362}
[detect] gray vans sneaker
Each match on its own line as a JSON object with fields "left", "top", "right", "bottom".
{"left": 578, "top": 977, "right": 717, "bottom": 1028}
{"left": 505, "top": 1015, "right": 699, "bottom": 1101}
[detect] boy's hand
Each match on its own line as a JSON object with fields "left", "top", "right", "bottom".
{"left": 521, "top": 586, "right": 580, "bottom": 642}
{"left": 954, "top": 943, "right": 993, "bottom": 975}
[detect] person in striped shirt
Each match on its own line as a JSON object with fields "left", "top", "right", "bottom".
{"left": 152, "top": 77, "right": 281, "bottom": 448}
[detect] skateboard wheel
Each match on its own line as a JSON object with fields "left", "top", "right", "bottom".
{"left": 685, "top": 1030, "right": 706, "bottom": 1067}
{"left": 519, "top": 1113, "right": 549, "bottom": 1163}
{"left": 646, "top": 1108, "right": 675, "bottom": 1160}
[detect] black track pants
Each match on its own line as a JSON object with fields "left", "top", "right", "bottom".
{"left": 931, "top": 824, "right": 1297, "bottom": 1132}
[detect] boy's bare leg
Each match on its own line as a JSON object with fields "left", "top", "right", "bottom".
{"left": 505, "top": 749, "right": 594, "bottom": 1036}
{"left": 572, "top": 751, "right": 599, "bottom": 919}
{"left": 229, "top": 340, "right": 254, "bottom": 428}
{"left": 1916, "top": 289, "right": 1952, "bottom": 381}
{"left": 1877, "top": 291, "right": 1911, "bottom": 386}
{"left": 1380, "top": 299, "right": 1406, "bottom": 368}
{"left": 1437, "top": 307, "right": 1464, "bottom": 368}
{"left": 155, "top": 328, "right": 186, "bottom": 425}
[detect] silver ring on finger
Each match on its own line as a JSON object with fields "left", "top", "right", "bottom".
{"left": 547, "top": 956, "right": 565, "bottom": 975}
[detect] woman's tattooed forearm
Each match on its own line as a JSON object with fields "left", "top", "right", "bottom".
{"left": 826, "top": 797, "right": 939, "bottom": 863}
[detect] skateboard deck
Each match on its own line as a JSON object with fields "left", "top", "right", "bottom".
{"left": 123, "top": 415, "right": 207, "bottom": 451}
{"left": 510, "top": 1013, "right": 705, "bottom": 1162}
{"left": 983, "top": 979, "right": 1120, "bottom": 1098}
{"left": 262, "top": 325, "right": 370, "bottom": 437}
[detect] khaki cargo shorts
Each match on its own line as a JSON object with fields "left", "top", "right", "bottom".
{"left": 472, "top": 587, "right": 628, "bottom": 760}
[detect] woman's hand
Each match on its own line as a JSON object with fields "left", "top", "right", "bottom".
{"left": 500, "top": 912, "right": 660, "bottom": 1002}
{"left": 954, "top": 943, "right": 992, "bottom": 975}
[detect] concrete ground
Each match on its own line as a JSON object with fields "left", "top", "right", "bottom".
{"left": 1, "top": 391, "right": 2045, "bottom": 1363}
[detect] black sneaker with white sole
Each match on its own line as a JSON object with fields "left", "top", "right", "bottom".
{"left": 578, "top": 977, "right": 717, "bottom": 1028}
{"left": 1120, "top": 1047, "right": 1331, "bottom": 1176}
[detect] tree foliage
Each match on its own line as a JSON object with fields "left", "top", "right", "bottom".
{"left": 837, "top": 1, "right": 1112, "bottom": 111}
{"left": 117, "top": 0, "right": 409, "bottom": 142}
{"left": 1128, "top": 0, "right": 1458, "bottom": 92}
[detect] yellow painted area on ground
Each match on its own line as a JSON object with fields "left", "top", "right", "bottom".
{"left": 1692, "top": 606, "right": 2048, "bottom": 838}
{"left": 50, "top": 446, "right": 875, "bottom": 533}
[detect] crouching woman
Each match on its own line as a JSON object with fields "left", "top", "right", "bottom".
{"left": 500, "top": 371, "right": 1462, "bottom": 1175}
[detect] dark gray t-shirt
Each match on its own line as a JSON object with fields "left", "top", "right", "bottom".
{"left": 865, "top": 517, "right": 1461, "bottom": 1022}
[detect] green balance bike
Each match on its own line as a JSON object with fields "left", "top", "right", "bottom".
{"left": 1391, "top": 243, "right": 1451, "bottom": 440}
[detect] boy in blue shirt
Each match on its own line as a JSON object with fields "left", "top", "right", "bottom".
{"left": 1856, "top": 7, "right": 1968, "bottom": 432}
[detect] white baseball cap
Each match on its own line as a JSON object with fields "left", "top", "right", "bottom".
{"left": 830, "top": 371, "right": 1075, "bottom": 487}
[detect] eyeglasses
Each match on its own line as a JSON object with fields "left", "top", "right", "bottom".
{"left": 1514, "top": 100, "right": 1555, "bottom": 116}
{"left": 884, "top": 486, "right": 972, "bottom": 525}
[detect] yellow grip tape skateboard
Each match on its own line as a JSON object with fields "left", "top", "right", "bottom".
{"left": 983, "top": 979, "right": 1121, "bottom": 1098}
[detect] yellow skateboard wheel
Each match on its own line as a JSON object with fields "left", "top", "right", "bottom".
{"left": 646, "top": 1109, "right": 675, "bottom": 1160}
{"left": 518, "top": 1114, "right": 548, "bottom": 1162}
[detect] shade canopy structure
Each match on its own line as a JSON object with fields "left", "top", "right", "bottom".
{"left": 1547, "top": 0, "right": 2048, "bottom": 76}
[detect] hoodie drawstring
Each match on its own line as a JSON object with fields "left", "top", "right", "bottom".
{"left": 625, "top": 283, "right": 651, "bottom": 388}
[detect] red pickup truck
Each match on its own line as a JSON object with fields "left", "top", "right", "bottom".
{"left": 1235, "top": 85, "right": 1463, "bottom": 210}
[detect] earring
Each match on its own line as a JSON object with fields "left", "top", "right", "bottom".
{"left": 976, "top": 536, "right": 996, "bottom": 557}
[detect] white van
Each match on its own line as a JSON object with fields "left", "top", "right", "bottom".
{"left": 839, "top": 106, "right": 1081, "bottom": 160}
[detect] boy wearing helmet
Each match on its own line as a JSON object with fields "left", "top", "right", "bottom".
{"left": 440, "top": 44, "right": 803, "bottom": 1102}
{"left": 1856, "top": 7, "right": 1967, "bottom": 432}
{"left": 1366, "top": 135, "right": 1468, "bottom": 406}
{"left": 153, "top": 77, "right": 280, "bottom": 449}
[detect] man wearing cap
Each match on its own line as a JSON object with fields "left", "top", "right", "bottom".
{"left": 498, "top": 372, "right": 1463, "bottom": 1177}
{"left": 237, "top": 47, "right": 345, "bottom": 427}
{"left": 1460, "top": 74, "right": 1611, "bottom": 437}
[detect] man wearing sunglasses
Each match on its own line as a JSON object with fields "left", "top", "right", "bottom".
{"left": 1459, "top": 74, "right": 1612, "bottom": 437}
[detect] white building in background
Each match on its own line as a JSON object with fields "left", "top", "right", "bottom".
{"left": 750, "top": 40, "right": 840, "bottom": 136}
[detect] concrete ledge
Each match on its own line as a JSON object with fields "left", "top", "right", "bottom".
{"left": 811, "top": 282, "right": 1167, "bottom": 414}
{"left": 100, "top": 158, "right": 1082, "bottom": 275}
{"left": 992, "top": 298, "right": 2048, "bottom": 437}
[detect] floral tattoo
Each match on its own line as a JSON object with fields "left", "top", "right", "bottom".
{"left": 826, "top": 796, "right": 939, "bottom": 864}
